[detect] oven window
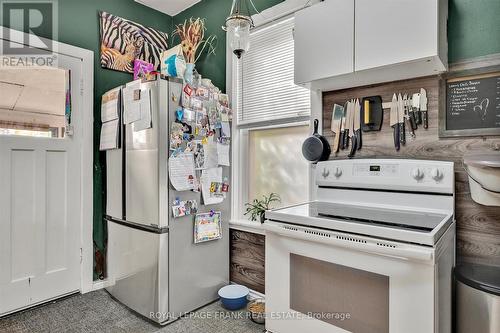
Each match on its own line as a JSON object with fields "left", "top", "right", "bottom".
{"left": 290, "top": 254, "right": 389, "bottom": 333}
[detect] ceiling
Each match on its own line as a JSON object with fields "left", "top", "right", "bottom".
{"left": 135, "top": 0, "right": 202, "bottom": 16}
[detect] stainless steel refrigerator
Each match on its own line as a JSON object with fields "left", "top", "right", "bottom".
{"left": 105, "top": 77, "right": 230, "bottom": 325}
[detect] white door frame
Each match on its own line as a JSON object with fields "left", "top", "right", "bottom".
{"left": 0, "top": 26, "right": 94, "bottom": 294}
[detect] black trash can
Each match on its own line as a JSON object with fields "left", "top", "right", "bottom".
{"left": 455, "top": 263, "right": 500, "bottom": 333}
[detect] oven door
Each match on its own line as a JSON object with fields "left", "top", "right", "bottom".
{"left": 264, "top": 221, "right": 436, "bottom": 333}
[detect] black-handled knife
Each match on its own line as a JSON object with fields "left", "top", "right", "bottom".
{"left": 393, "top": 124, "right": 400, "bottom": 151}
{"left": 356, "top": 130, "right": 362, "bottom": 150}
{"left": 348, "top": 134, "right": 357, "bottom": 158}
{"left": 339, "top": 130, "right": 345, "bottom": 150}
{"left": 355, "top": 99, "right": 362, "bottom": 151}
{"left": 399, "top": 122, "right": 406, "bottom": 145}
{"left": 398, "top": 93, "right": 406, "bottom": 146}
{"left": 390, "top": 94, "right": 400, "bottom": 152}
{"left": 420, "top": 88, "right": 429, "bottom": 129}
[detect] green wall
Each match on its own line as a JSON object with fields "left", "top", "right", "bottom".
{"left": 58, "top": 0, "right": 172, "bottom": 278}
{"left": 173, "top": 0, "right": 283, "bottom": 91}
{"left": 448, "top": 0, "right": 500, "bottom": 62}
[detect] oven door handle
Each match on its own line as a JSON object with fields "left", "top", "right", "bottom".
{"left": 262, "top": 223, "right": 434, "bottom": 262}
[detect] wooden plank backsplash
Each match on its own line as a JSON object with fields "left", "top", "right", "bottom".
{"left": 322, "top": 75, "right": 500, "bottom": 267}
{"left": 230, "top": 229, "right": 265, "bottom": 293}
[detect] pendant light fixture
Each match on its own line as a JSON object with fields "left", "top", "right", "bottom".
{"left": 223, "top": 0, "right": 255, "bottom": 59}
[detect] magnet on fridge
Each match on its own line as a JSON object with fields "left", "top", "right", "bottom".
{"left": 133, "top": 89, "right": 141, "bottom": 101}
{"left": 183, "top": 84, "right": 193, "bottom": 96}
{"left": 176, "top": 107, "right": 184, "bottom": 121}
{"left": 171, "top": 148, "right": 182, "bottom": 157}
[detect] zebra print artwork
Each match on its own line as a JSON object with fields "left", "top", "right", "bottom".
{"left": 99, "top": 11, "right": 169, "bottom": 73}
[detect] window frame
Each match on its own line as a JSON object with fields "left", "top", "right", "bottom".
{"left": 227, "top": 0, "right": 322, "bottom": 226}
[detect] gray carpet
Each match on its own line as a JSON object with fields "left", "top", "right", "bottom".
{"left": 0, "top": 290, "right": 265, "bottom": 333}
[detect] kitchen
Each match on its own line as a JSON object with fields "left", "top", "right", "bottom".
{"left": 0, "top": 0, "right": 499, "bottom": 332}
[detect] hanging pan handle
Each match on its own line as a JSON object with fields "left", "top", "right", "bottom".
{"left": 313, "top": 119, "right": 319, "bottom": 134}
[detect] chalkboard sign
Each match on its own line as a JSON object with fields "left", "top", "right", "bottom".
{"left": 442, "top": 72, "right": 500, "bottom": 137}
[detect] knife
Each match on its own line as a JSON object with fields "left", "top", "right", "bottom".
{"left": 398, "top": 93, "right": 406, "bottom": 146}
{"left": 420, "top": 88, "right": 428, "bottom": 129}
{"left": 339, "top": 102, "right": 348, "bottom": 150}
{"left": 407, "top": 95, "right": 418, "bottom": 131}
{"left": 331, "top": 104, "right": 344, "bottom": 153}
{"left": 414, "top": 92, "right": 422, "bottom": 125}
{"left": 390, "top": 94, "right": 400, "bottom": 151}
{"left": 348, "top": 100, "right": 357, "bottom": 158}
{"left": 343, "top": 101, "right": 351, "bottom": 150}
{"left": 349, "top": 99, "right": 361, "bottom": 158}
{"left": 404, "top": 94, "right": 416, "bottom": 139}
{"left": 411, "top": 92, "right": 421, "bottom": 128}
{"left": 355, "top": 99, "right": 362, "bottom": 150}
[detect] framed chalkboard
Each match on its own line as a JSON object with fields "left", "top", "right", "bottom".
{"left": 440, "top": 72, "right": 500, "bottom": 137}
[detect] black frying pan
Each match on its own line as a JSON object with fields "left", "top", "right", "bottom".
{"left": 302, "top": 119, "right": 331, "bottom": 163}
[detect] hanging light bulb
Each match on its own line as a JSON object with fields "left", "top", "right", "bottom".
{"left": 223, "top": 0, "right": 254, "bottom": 59}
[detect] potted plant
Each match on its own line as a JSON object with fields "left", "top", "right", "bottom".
{"left": 244, "top": 193, "right": 281, "bottom": 224}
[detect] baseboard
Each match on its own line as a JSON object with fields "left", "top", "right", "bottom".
{"left": 91, "top": 279, "right": 113, "bottom": 291}
{"left": 230, "top": 281, "right": 265, "bottom": 300}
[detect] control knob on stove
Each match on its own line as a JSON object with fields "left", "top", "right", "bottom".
{"left": 411, "top": 168, "right": 424, "bottom": 180}
{"left": 321, "top": 168, "right": 330, "bottom": 179}
{"left": 333, "top": 167, "right": 343, "bottom": 178}
{"left": 430, "top": 168, "right": 443, "bottom": 181}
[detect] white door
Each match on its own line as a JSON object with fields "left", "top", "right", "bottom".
{"left": 0, "top": 51, "right": 83, "bottom": 315}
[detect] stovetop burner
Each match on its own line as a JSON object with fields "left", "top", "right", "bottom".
{"left": 267, "top": 201, "right": 447, "bottom": 233}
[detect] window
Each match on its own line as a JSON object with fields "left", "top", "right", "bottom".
{"left": 231, "top": 12, "right": 311, "bottom": 222}
{"left": 0, "top": 67, "right": 70, "bottom": 138}
{"left": 236, "top": 16, "right": 310, "bottom": 126}
{"left": 247, "top": 125, "right": 310, "bottom": 207}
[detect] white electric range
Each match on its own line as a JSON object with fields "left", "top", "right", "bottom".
{"left": 263, "top": 159, "right": 455, "bottom": 333}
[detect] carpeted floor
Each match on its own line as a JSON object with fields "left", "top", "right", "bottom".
{"left": 0, "top": 290, "right": 265, "bottom": 333}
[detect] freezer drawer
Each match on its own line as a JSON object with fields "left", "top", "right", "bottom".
{"left": 106, "top": 219, "right": 168, "bottom": 323}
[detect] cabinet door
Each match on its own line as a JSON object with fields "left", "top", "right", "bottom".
{"left": 355, "top": 0, "right": 438, "bottom": 71}
{"left": 294, "top": 0, "right": 354, "bottom": 85}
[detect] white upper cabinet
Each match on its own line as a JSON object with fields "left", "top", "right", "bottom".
{"left": 294, "top": 0, "right": 447, "bottom": 91}
{"left": 355, "top": 0, "right": 442, "bottom": 71}
{"left": 294, "top": 0, "right": 354, "bottom": 86}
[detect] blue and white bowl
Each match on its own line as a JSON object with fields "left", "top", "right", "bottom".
{"left": 218, "top": 285, "right": 249, "bottom": 310}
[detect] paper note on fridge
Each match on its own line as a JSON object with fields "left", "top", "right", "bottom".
{"left": 217, "top": 142, "right": 230, "bottom": 166}
{"left": 204, "top": 139, "right": 218, "bottom": 169}
{"left": 169, "top": 152, "right": 196, "bottom": 191}
{"left": 99, "top": 119, "right": 119, "bottom": 151}
{"left": 101, "top": 87, "right": 121, "bottom": 123}
{"left": 133, "top": 88, "right": 152, "bottom": 132}
{"left": 221, "top": 121, "right": 231, "bottom": 137}
{"left": 201, "top": 167, "right": 224, "bottom": 205}
{"left": 123, "top": 79, "right": 142, "bottom": 124}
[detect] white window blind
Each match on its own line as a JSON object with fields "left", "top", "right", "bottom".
{"left": 236, "top": 16, "right": 310, "bottom": 125}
